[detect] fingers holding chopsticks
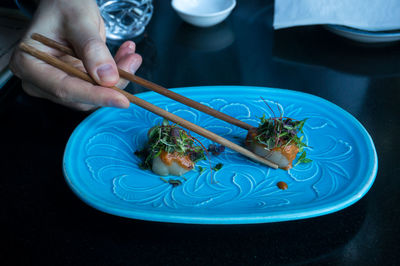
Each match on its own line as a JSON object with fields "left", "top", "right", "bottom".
{"left": 11, "top": 41, "right": 141, "bottom": 110}
{"left": 9, "top": 0, "right": 142, "bottom": 111}
{"left": 65, "top": 20, "right": 118, "bottom": 87}
{"left": 14, "top": 56, "right": 127, "bottom": 110}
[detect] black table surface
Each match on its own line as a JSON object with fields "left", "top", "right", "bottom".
{"left": 1, "top": 1, "right": 400, "bottom": 265}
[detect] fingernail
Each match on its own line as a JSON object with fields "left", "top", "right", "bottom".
{"left": 124, "top": 41, "right": 135, "bottom": 50}
{"left": 96, "top": 64, "right": 117, "bottom": 83}
{"left": 127, "top": 42, "right": 135, "bottom": 50}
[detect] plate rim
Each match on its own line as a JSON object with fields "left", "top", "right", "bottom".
{"left": 327, "top": 25, "right": 400, "bottom": 37}
{"left": 325, "top": 25, "right": 400, "bottom": 43}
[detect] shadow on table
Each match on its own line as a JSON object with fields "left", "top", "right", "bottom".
{"left": 60, "top": 197, "right": 366, "bottom": 265}
{"left": 9, "top": 183, "right": 365, "bottom": 266}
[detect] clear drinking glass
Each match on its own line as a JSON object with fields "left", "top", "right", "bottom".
{"left": 97, "top": 0, "right": 153, "bottom": 40}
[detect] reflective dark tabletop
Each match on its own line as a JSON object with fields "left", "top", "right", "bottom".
{"left": 1, "top": 0, "right": 400, "bottom": 265}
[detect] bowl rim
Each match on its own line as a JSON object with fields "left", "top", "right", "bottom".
{"left": 171, "top": 0, "right": 236, "bottom": 18}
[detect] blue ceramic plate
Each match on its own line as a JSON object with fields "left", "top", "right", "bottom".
{"left": 63, "top": 86, "right": 378, "bottom": 224}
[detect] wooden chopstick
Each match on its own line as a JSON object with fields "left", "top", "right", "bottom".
{"left": 19, "top": 42, "right": 278, "bottom": 169}
{"left": 31, "top": 33, "right": 254, "bottom": 131}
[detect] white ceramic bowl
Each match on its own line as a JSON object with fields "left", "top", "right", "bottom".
{"left": 171, "top": 0, "right": 236, "bottom": 27}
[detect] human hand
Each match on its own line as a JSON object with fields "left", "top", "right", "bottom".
{"left": 10, "top": 0, "right": 142, "bottom": 111}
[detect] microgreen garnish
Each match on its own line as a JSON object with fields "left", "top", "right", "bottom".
{"left": 212, "top": 163, "right": 223, "bottom": 171}
{"left": 160, "top": 177, "right": 183, "bottom": 187}
{"left": 168, "top": 179, "right": 182, "bottom": 187}
{"left": 255, "top": 114, "right": 309, "bottom": 151}
{"left": 198, "top": 166, "right": 206, "bottom": 173}
{"left": 160, "top": 177, "right": 168, "bottom": 183}
{"left": 255, "top": 98, "right": 312, "bottom": 166}
{"left": 135, "top": 119, "right": 206, "bottom": 170}
{"left": 294, "top": 151, "right": 312, "bottom": 166}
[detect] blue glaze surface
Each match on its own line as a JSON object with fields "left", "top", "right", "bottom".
{"left": 63, "top": 86, "right": 378, "bottom": 224}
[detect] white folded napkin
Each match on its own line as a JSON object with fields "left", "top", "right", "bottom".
{"left": 273, "top": 0, "right": 400, "bottom": 31}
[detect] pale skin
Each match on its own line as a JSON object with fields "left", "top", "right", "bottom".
{"left": 9, "top": 0, "right": 142, "bottom": 111}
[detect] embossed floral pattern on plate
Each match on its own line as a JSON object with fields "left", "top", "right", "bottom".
{"left": 63, "top": 86, "right": 377, "bottom": 224}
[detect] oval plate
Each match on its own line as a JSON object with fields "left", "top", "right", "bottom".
{"left": 63, "top": 86, "right": 378, "bottom": 224}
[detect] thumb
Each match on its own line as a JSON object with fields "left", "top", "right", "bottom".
{"left": 67, "top": 22, "right": 119, "bottom": 87}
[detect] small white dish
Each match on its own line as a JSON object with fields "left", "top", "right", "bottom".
{"left": 171, "top": 0, "right": 236, "bottom": 27}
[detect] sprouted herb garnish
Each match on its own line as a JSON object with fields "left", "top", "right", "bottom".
{"left": 198, "top": 166, "right": 206, "bottom": 173}
{"left": 255, "top": 114, "right": 307, "bottom": 150}
{"left": 212, "top": 163, "right": 223, "bottom": 171}
{"left": 294, "top": 151, "right": 312, "bottom": 166}
{"left": 160, "top": 177, "right": 183, "bottom": 187}
{"left": 254, "top": 97, "right": 312, "bottom": 166}
{"left": 135, "top": 119, "right": 207, "bottom": 171}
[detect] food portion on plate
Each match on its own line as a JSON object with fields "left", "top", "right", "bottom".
{"left": 135, "top": 119, "right": 206, "bottom": 176}
{"left": 136, "top": 99, "right": 311, "bottom": 177}
{"left": 245, "top": 112, "right": 311, "bottom": 170}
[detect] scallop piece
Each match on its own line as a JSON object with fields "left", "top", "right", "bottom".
{"left": 151, "top": 156, "right": 191, "bottom": 176}
{"left": 246, "top": 128, "right": 299, "bottom": 170}
{"left": 151, "top": 151, "right": 194, "bottom": 176}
